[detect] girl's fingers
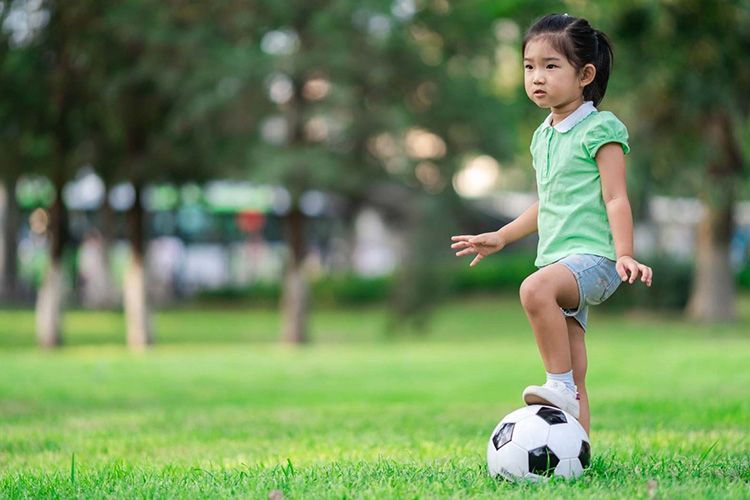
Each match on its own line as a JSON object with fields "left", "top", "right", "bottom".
{"left": 451, "top": 241, "right": 470, "bottom": 249}
{"left": 470, "top": 254, "right": 484, "bottom": 267}
{"left": 616, "top": 261, "right": 628, "bottom": 281}
{"left": 616, "top": 260, "right": 655, "bottom": 286}
{"left": 628, "top": 262, "right": 640, "bottom": 283}
{"left": 640, "top": 265, "right": 653, "bottom": 286}
{"left": 451, "top": 235, "right": 474, "bottom": 241}
{"left": 455, "top": 248, "right": 476, "bottom": 257}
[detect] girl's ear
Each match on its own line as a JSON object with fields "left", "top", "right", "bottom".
{"left": 579, "top": 64, "right": 596, "bottom": 87}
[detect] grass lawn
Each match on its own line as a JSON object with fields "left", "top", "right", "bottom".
{"left": 0, "top": 295, "right": 749, "bottom": 498}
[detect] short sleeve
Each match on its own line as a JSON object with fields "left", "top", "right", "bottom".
{"left": 582, "top": 112, "right": 630, "bottom": 158}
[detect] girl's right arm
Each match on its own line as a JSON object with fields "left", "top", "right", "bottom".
{"left": 451, "top": 201, "right": 538, "bottom": 267}
{"left": 497, "top": 200, "right": 538, "bottom": 244}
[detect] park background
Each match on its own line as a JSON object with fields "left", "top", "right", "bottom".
{"left": 1, "top": 0, "right": 749, "bottom": 497}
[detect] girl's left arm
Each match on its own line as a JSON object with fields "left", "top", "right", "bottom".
{"left": 597, "top": 143, "right": 653, "bottom": 287}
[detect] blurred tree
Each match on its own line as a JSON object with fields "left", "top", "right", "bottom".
{"left": 385, "top": 0, "right": 541, "bottom": 332}
{"left": 35, "top": 2, "right": 98, "bottom": 347}
{"left": 0, "top": 179, "right": 20, "bottom": 302}
{"left": 0, "top": 21, "right": 32, "bottom": 302}
{"left": 247, "top": 0, "right": 520, "bottom": 342}
{"left": 614, "top": 0, "right": 750, "bottom": 321}
{"left": 0, "top": 0, "right": 97, "bottom": 346}
{"left": 90, "top": 16, "right": 174, "bottom": 347}
{"left": 88, "top": 1, "right": 266, "bottom": 347}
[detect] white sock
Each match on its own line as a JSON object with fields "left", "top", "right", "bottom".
{"left": 546, "top": 370, "right": 576, "bottom": 393}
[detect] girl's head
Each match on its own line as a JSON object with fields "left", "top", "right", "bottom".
{"left": 522, "top": 13, "right": 613, "bottom": 108}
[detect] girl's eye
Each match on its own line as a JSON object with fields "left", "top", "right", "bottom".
{"left": 546, "top": 64, "right": 558, "bottom": 69}
{"left": 524, "top": 64, "right": 533, "bottom": 70}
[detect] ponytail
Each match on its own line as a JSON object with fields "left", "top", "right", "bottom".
{"left": 586, "top": 30, "right": 613, "bottom": 106}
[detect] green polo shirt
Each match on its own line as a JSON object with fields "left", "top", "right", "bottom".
{"left": 530, "top": 103, "right": 630, "bottom": 267}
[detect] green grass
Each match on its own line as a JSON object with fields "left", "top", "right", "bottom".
{"left": 1, "top": 296, "right": 749, "bottom": 498}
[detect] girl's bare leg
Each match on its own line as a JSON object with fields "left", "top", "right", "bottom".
{"left": 567, "top": 317, "right": 590, "bottom": 434}
{"left": 519, "top": 264, "right": 580, "bottom": 373}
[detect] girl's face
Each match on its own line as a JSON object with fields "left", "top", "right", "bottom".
{"left": 523, "top": 37, "right": 594, "bottom": 111}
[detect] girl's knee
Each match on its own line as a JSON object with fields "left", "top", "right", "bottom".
{"left": 519, "top": 275, "right": 554, "bottom": 313}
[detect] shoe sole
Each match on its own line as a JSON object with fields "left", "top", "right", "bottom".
{"left": 523, "top": 386, "right": 580, "bottom": 419}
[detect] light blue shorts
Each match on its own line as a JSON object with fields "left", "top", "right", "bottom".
{"left": 555, "top": 254, "right": 621, "bottom": 332}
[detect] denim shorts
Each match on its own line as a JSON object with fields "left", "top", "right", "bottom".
{"left": 555, "top": 254, "right": 621, "bottom": 331}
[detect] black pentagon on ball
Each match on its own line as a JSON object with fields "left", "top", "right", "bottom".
{"left": 579, "top": 440, "right": 591, "bottom": 468}
{"left": 528, "top": 445, "right": 560, "bottom": 475}
{"left": 491, "top": 422, "right": 514, "bottom": 450}
{"left": 536, "top": 406, "right": 567, "bottom": 425}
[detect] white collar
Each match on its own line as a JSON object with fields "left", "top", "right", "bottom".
{"left": 541, "top": 101, "right": 597, "bottom": 133}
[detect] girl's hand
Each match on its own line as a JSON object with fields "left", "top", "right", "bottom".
{"left": 616, "top": 256, "right": 653, "bottom": 286}
{"left": 450, "top": 231, "right": 506, "bottom": 267}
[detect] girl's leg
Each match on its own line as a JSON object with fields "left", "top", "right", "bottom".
{"left": 519, "top": 264, "right": 580, "bottom": 373}
{"left": 566, "top": 316, "right": 590, "bottom": 434}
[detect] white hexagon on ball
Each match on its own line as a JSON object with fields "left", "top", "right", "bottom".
{"left": 510, "top": 414, "right": 550, "bottom": 451}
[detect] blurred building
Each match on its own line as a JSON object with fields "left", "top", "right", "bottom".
{"left": 3, "top": 170, "right": 750, "bottom": 307}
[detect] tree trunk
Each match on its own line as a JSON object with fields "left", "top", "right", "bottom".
{"left": 124, "top": 183, "right": 153, "bottom": 348}
{"left": 100, "top": 196, "right": 120, "bottom": 307}
{"left": 36, "top": 184, "right": 67, "bottom": 348}
{"left": 1, "top": 178, "right": 21, "bottom": 301}
{"left": 686, "top": 112, "right": 741, "bottom": 322}
{"left": 278, "top": 16, "right": 314, "bottom": 344}
{"left": 686, "top": 203, "right": 736, "bottom": 321}
{"left": 36, "top": 261, "right": 64, "bottom": 348}
{"left": 80, "top": 194, "right": 118, "bottom": 308}
{"left": 281, "top": 207, "right": 308, "bottom": 344}
{"left": 79, "top": 229, "right": 117, "bottom": 309}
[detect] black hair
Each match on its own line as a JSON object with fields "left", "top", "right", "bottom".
{"left": 522, "top": 13, "right": 613, "bottom": 106}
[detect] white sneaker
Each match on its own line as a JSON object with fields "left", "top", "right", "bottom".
{"left": 522, "top": 380, "right": 580, "bottom": 419}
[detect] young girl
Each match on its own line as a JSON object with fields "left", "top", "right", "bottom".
{"left": 450, "top": 13, "right": 652, "bottom": 434}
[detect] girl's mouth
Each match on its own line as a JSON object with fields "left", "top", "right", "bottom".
{"left": 533, "top": 90, "right": 546, "bottom": 96}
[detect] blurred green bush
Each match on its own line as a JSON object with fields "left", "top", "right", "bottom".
{"left": 313, "top": 274, "right": 391, "bottom": 306}
{"left": 448, "top": 253, "right": 537, "bottom": 292}
{"left": 737, "top": 262, "right": 750, "bottom": 290}
{"left": 601, "top": 256, "right": 693, "bottom": 311}
{"left": 195, "top": 252, "right": 750, "bottom": 312}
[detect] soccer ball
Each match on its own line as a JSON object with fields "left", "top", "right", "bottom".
{"left": 487, "top": 405, "right": 590, "bottom": 481}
